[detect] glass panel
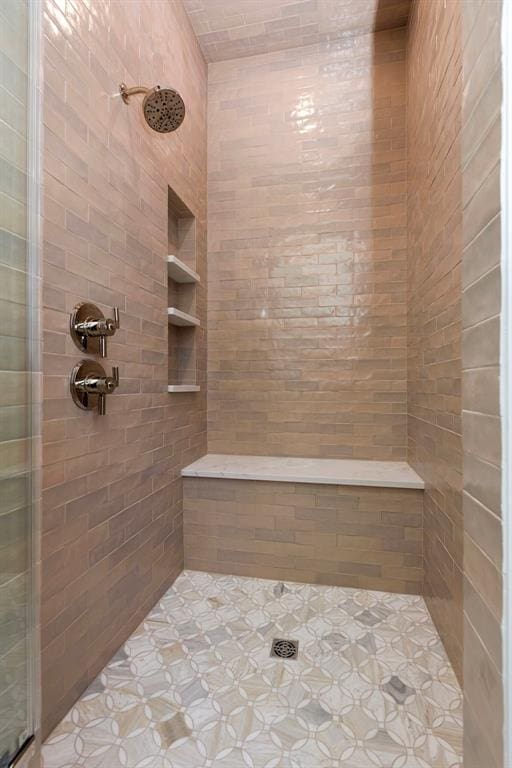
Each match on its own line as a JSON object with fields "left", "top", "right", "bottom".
{"left": 0, "top": 0, "right": 36, "bottom": 764}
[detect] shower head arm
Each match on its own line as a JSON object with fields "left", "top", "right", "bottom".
{"left": 119, "top": 83, "right": 154, "bottom": 104}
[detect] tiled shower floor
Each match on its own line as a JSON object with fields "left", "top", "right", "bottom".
{"left": 42, "top": 570, "right": 462, "bottom": 768}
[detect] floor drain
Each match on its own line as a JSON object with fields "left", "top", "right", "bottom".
{"left": 270, "top": 638, "right": 299, "bottom": 660}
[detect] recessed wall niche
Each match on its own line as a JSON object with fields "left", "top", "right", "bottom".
{"left": 167, "top": 186, "right": 200, "bottom": 392}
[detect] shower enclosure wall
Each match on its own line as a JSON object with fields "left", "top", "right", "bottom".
{"left": 0, "top": 0, "right": 41, "bottom": 766}
{"left": 39, "top": 0, "right": 207, "bottom": 739}
{"left": 0, "top": 0, "right": 502, "bottom": 766}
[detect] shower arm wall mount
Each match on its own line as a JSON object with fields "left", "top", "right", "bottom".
{"left": 119, "top": 83, "right": 154, "bottom": 103}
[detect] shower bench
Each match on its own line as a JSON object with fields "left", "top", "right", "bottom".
{"left": 181, "top": 454, "right": 424, "bottom": 595}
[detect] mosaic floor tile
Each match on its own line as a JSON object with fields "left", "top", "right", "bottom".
{"left": 42, "top": 570, "right": 463, "bottom": 768}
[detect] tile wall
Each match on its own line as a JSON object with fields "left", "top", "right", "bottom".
{"left": 184, "top": 477, "right": 423, "bottom": 593}
{"left": 406, "top": 0, "right": 463, "bottom": 680}
{"left": 461, "top": 1, "right": 503, "bottom": 766}
{"left": 183, "top": 0, "right": 410, "bottom": 62}
{"left": 41, "top": 0, "right": 207, "bottom": 737}
{"left": 207, "top": 29, "right": 408, "bottom": 460}
{"left": 37, "top": 0, "right": 507, "bottom": 762}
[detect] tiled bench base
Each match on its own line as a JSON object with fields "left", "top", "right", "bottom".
{"left": 183, "top": 477, "right": 424, "bottom": 594}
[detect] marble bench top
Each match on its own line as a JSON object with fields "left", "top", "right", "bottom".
{"left": 182, "top": 453, "right": 424, "bottom": 490}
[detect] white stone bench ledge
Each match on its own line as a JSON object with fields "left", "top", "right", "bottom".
{"left": 182, "top": 454, "right": 424, "bottom": 490}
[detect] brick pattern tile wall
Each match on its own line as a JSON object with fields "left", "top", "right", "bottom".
{"left": 207, "top": 30, "right": 408, "bottom": 460}
{"left": 183, "top": 0, "right": 410, "bottom": 62}
{"left": 41, "top": 0, "right": 207, "bottom": 737}
{"left": 406, "top": 0, "right": 463, "bottom": 680}
{"left": 461, "top": 1, "right": 503, "bottom": 766}
{"left": 184, "top": 478, "right": 423, "bottom": 593}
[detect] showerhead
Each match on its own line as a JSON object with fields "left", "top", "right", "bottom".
{"left": 119, "top": 83, "right": 186, "bottom": 133}
{"left": 142, "top": 86, "right": 186, "bottom": 133}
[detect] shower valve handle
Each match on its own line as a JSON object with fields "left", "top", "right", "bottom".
{"left": 96, "top": 366, "right": 119, "bottom": 415}
{"left": 70, "top": 303, "right": 120, "bottom": 357}
{"left": 70, "top": 361, "right": 119, "bottom": 415}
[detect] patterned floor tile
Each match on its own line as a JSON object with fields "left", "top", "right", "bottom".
{"left": 42, "top": 570, "right": 463, "bottom": 768}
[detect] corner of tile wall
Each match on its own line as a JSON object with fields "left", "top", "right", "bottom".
{"left": 406, "top": 0, "right": 463, "bottom": 682}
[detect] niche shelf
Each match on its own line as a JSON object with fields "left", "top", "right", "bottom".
{"left": 168, "top": 307, "right": 200, "bottom": 327}
{"left": 167, "top": 186, "right": 200, "bottom": 392}
{"left": 167, "top": 255, "right": 200, "bottom": 284}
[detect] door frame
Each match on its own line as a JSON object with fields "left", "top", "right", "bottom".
{"left": 26, "top": 0, "right": 42, "bottom": 759}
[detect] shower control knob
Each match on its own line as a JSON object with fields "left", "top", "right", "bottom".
{"left": 70, "top": 302, "right": 120, "bottom": 357}
{"left": 70, "top": 360, "right": 119, "bottom": 415}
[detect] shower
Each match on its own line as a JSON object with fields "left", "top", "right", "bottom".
{"left": 119, "top": 83, "right": 186, "bottom": 132}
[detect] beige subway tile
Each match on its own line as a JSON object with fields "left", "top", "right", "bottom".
{"left": 184, "top": 477, "right": 423, "bottom": 594}
{"left": 464, "top": 532, "right": 502, "bottom": 621}
{"left": 462, "top": 366, "right": 499, "bottom": 415}
{"left": 40, "top": 0, "right": 207, "bottom": 737}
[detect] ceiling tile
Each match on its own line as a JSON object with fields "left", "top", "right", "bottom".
{"left": 183, "top": 0, "right": 411, "bottom": 62}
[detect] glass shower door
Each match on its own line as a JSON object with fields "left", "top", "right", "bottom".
{"left": 0, "top": 0, "right": 40, "bottom": 765}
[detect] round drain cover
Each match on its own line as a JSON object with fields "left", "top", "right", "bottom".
{"left": 271, "top": 638, "right": 298, "bottom": 659}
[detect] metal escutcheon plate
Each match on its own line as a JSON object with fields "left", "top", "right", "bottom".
{"left": 70, "top": 359, "right": 106, "bottom": 411}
